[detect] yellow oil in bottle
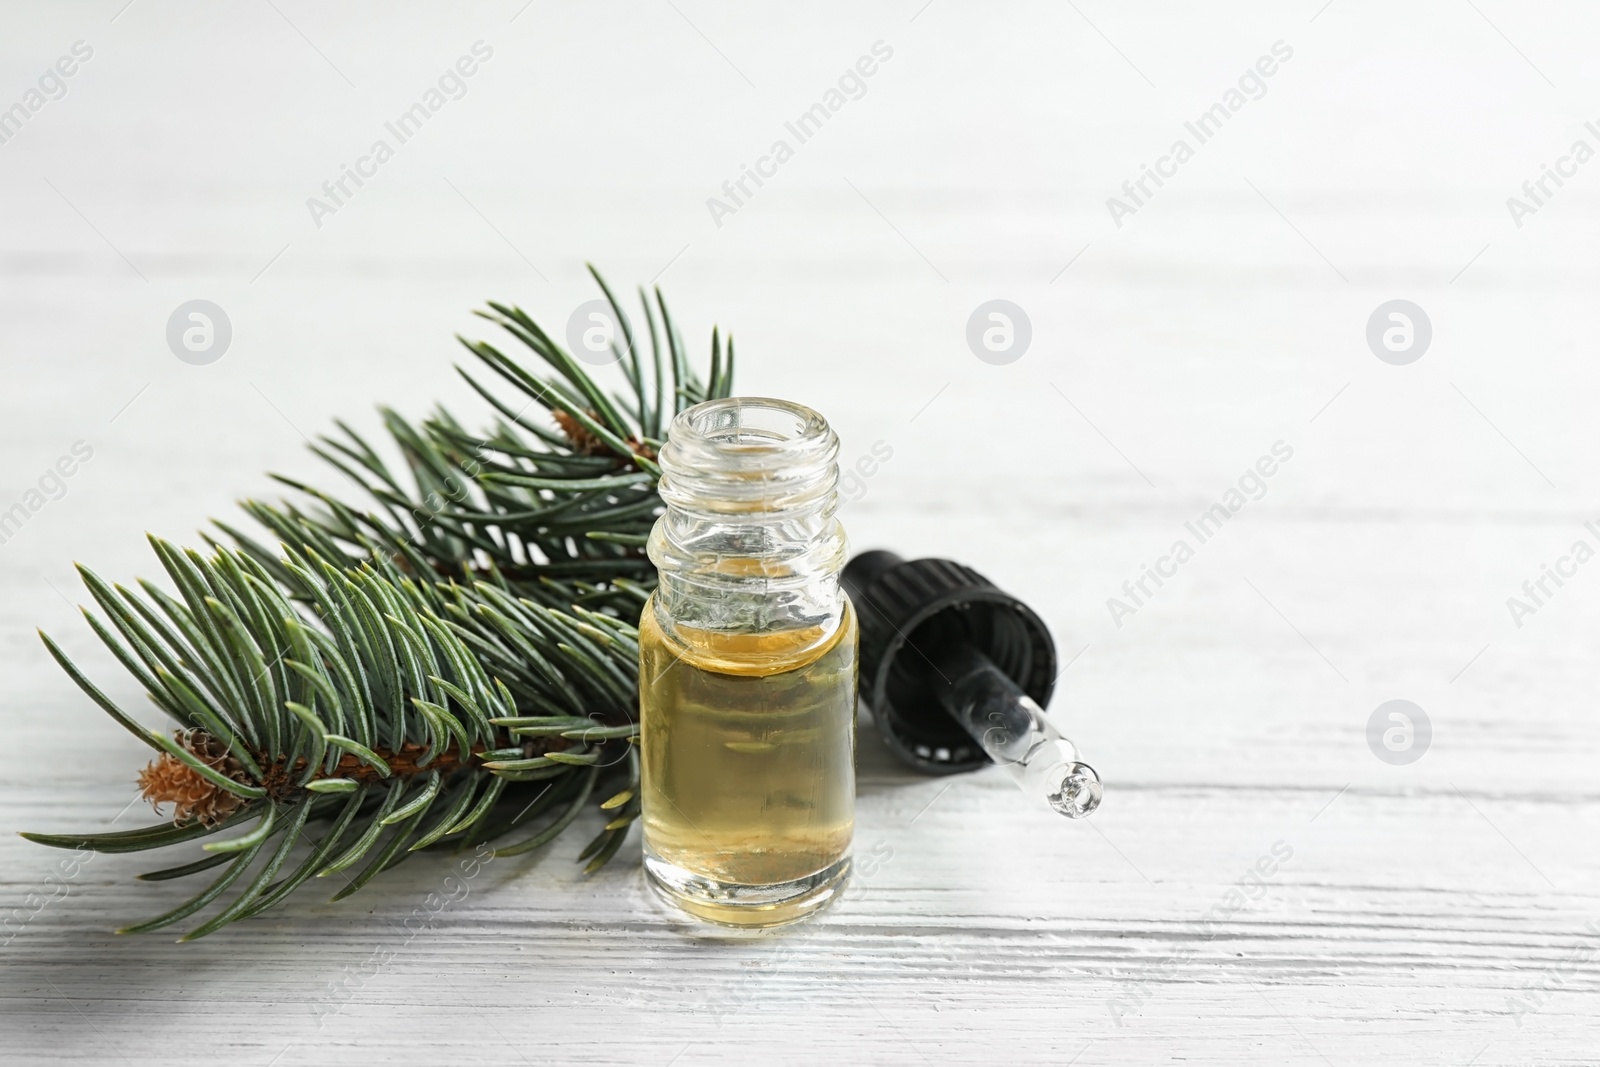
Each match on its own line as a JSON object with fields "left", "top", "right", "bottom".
{"left": 638, "top": 596, "right": 857, "bottom": 927}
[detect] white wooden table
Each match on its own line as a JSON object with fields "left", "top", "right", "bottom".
{"left": 3, "top": 2, "right": 1598, "bottom": 1063}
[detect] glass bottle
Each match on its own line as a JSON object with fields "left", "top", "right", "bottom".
{"left": 639, "top": 397, "right": 857, "bottom": 927}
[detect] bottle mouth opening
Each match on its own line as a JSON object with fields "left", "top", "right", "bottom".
{"left": 658, "top": 398, "right": 840, "bottom": 515}
{"left": 674, "top": 397, "right": 832, "bottom": 454}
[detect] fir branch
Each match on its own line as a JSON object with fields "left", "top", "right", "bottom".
{"left": 27, "top": 273, "right": 734, "bottom": 938}
{"left": 236, "top": 267, "right": 732, "bottom": 612}
{"left": 25, "top": 540, "right": 642, "bottom": 939}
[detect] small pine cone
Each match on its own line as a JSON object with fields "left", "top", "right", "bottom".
{"left": 553, "top": 409, "right": 656, "bottom": 463}
{"left": 137, "top": 729, "right": 252, "bottom": 827}
{"left": 553, "top": 409, "right": 608, "bottom": 455}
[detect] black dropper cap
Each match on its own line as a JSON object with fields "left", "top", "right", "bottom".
{"left": 842, "top": 549, "right": 1059, "bottom": 776}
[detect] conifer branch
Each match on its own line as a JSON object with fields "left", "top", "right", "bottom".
{"left": 24, "top": 272, "right": 733, "bottom": 937}
{"left": 26, "top": 538, "right": 643, "bottom": 939}
{"left": 233, "top": 266, "right": 733, "bottom": 613}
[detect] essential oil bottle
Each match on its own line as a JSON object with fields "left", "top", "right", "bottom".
{"left": 639, "top": 397, "right": 857, "bottom": 927}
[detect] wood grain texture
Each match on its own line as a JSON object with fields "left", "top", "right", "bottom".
{"left": 4, "top": 1, "right": 1600, "bottom": 1063}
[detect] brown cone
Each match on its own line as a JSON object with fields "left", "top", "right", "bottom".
{"left": 137, "top": 729, "right": 252, "bottom": 827}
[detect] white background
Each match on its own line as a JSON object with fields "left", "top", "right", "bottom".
{"left": 2, "top": 1, "right": 1597, "bottom": 1063}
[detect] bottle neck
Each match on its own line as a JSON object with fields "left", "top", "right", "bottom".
{"left": 648, "top": 397, "right": 848, "bottom": 641}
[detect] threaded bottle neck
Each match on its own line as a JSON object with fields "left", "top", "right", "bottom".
{"left": 648, "top": 397, "right": 848, "bottom": 637}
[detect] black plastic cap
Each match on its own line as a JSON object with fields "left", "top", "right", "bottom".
{"left": 842, "top": 550, "right": 1058, "bottom": 775}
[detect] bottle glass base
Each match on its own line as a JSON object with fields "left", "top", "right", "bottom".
{"left": 645, "top": 850, "right": 851, "bottom": 928}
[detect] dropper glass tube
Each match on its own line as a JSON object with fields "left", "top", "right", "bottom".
{"left": 841, "top": 549, "right": 1102, "bottom": 819}
{"left": 935, "top": 646, "right": 1102, "bottom": 817}
{"left": 638, "top": 398, "right": 856, "bottom": 927}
